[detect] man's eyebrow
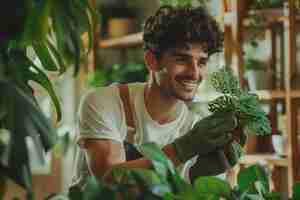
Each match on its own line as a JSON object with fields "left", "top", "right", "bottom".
{"left": 171, "top": 52, "right": 191, "bottom": 57}
{"left": 171, "top": 52, "right": 208, "bottom": 60}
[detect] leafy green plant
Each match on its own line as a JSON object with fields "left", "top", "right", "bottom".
{"left": 0, "top": 0, "right": 96, "bottom": 197}
{"left": 159, "top": 0, "right": 208, "bottom": 7}
{"left": 245, "top": 58, "right": 266, "bottom": 71}
{"left": 50, "top": 142, "right": 300, "bottom": 200}
{"left": 208, "top": 70, "right": 269, "bottom": 123}
{"left": 207, "top": 68, "right": 271, "bottom": 166}
{"left": 87, "top": 63, "right": 147, "bottom": 87}
{"left": 208, "top": 68, "right": 271, "bottom": 135}
{"left": 249, "top": 0, "right": 283, "bottom": 10}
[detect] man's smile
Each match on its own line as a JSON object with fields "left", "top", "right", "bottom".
{"left": 177, "top": 80, "right": 199, "bottom": 91}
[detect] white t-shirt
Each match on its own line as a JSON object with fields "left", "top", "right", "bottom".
{"left": 72, "top": 82, "right": 202, "bottom": 185}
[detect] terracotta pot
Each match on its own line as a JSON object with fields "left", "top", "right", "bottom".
{"left": 107, "top": 18, "right": 136, "bottom": 38}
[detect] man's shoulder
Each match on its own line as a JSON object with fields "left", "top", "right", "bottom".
{"left": 79, "top": 82, "right": 145, "bottom": 112}
{"left": 79, "top": 84, "right": 121, "bottom": 111}
{"left": 127, "top": 82, "right": 146, "bottom": 92}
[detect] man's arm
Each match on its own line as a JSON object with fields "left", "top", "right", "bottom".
{"left": 84, "top": 139, "right": 181, "bottom": 183}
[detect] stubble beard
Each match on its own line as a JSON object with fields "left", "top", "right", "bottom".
{"left": 154, "top": 68, "right": 199, "bottom": 102}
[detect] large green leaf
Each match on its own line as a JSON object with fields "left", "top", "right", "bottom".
{"left": 22, "top": 0, "right": 52, "bottom": 45}
{"left": 237, "top": 164, "right": 269, "bottom": 195}
{"left": 82, "top": 176, "right": 108, "bottom": 200}
{"left": 46, "top": 39, "right": 67, "bottom": 74}
{"left": 130, "top": 168, "right": 164, "bottom": 187}
{"left": 292, "top": 181, "right": 300, "bottom": 200}
{"left": 194, "top": 176, "right": 231, "bottom": 199}
{"left": 32, "top": 42, "right": 58, "bottom": 71}
{"left": 168, "top": 173, "right": 194, "bottom": 196}
{"left": 25, "top": 61, "right": 62, "bottom": 121}
{"left": 139, "top": 143, "right": 176, "bottom": 178}
{"left": 69, "top": 22, "right": 81, "bottom": 76}
{"left": 0, "top": 80, "right": 57, "bottom": 191}
{"left": 264, "top": 192, "right": 281, "bottom": 200}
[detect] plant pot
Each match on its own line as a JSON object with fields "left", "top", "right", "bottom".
{"left": 189, "top": 150, "right": 230, "bottom": 183}
{"left": 244, "top": 69, "right": 268, "bottom": 91}
{"left": 272, "top": 135, "right": 287, "bottom": 156}
{"left": 107, "top": 18, "right": 136, "bottom": 38}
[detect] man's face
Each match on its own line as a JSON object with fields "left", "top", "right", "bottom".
{"left": 154, "top": 43, "right": 209, "bottom": 101}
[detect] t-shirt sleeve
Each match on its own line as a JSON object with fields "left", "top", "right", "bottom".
{"left": 76, "top": 86, "right": 126, "bottom": 145}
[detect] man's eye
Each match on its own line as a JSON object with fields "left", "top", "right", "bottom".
{"left": 175, "top": 58, "right": 187, "bottom": 63}
{"left": 198, "top": 60, "right": 207, "bottom": 67}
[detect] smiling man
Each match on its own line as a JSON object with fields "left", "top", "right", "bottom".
{"left": 71, "top": 5, "right": 239, "bottom": 188}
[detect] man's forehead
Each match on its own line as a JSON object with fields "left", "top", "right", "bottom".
{"left": 169, "top": 43, "right": 208, "bottom": 57}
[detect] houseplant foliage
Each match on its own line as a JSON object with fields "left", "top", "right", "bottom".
{"left": 88, "top": 63, "right": 147, "bottom": 87}
{"left": 207, "top": 68, "right": 271, "bottom": 166}
{"left": 249, "top": 0, "right": 283, "bottom": 10}
{"left": 55, "top": 143, "right": 300, "bottom": 200}
{"left": 0, "top": 0, "right": 96, "bottom": 195}
{"left": 159, "top": 0, "right": 208, "bottom": 7}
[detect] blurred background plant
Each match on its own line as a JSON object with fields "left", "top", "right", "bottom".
{"left": 87, "top": 63, "right": 147, "bottom": 87}
{"left": 249, "top": 0, "right": 283, "bottom": 10}
{"left": 0, "top": 0, "right": 96, "bottom": 198}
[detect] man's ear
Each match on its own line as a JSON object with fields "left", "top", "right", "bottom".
{"left": 144, "top": 50, "right": 160, "bottom": 72}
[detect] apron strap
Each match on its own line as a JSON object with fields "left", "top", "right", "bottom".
{"left": 118, "top": 84, "right": 135, "bottom": 143}
{"left": 118, "top": 84, "right": 143, "bottom": 161}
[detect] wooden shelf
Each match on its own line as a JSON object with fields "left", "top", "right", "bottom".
{"left": 98, "top": 32, "right": 143, "bottom": 49}
{"left": 255, "top": 90, "right": 285, "bottom": 100}
{"left": 254, "top": 90, "right": 300, "bottom": 100}
{"left": 239, "top": 154, "right": 288, "bottom": 167}
{"left": 243, "top": 9, "right": 300, "bottom": 27}
{"left": 291, "top": 90, "right": 300, "bottom": 98}
{"left": 244, "top": 8, "right": 284, "bottom": 26}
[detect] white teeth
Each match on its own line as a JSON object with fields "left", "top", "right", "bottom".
{"left": 179, "top": 81, "right": 197, "bottom": 88}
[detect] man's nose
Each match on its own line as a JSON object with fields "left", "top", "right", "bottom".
{"left": 187, "top": 60, "right": 200, "bottom": 80}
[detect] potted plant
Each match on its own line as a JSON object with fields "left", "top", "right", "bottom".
{"left": 87, "top": 63, "right": 147, "bottom": 87}
{"left": 272, "top": 130, "right": 287, "bottom": 157}
{"left": 244, "top": 58, "right": 268, "bottom": 91}
{"left": 0, "top": 0, "right": 96, "bottom": 198}
{"left": 54, "top": 143, "right": 300, "bottom": 200}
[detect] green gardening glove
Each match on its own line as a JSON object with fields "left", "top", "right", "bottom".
{"left": 173, "top": 111, "right": 237, "bottom": 163}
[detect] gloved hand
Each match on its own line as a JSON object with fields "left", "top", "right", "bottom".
{"left": 173, "top": 111, "right": 237, "bottom": 163}
{"left": 189, "top": 128, "right": 247, "bottom": 182}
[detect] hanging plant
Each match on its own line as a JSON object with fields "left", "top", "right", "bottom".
{"left": 0, "top": 0, "right": 96, "bottom": 195}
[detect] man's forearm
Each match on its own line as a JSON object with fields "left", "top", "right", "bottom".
{"left": 117, "top": 143, "right": 181, "bottom": 168}
{"left": 102, "top": 144, "right": 182, "bottom": 183}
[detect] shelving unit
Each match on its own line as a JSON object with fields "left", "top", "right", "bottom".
{"left": 99, "top": 32, "right": 143, "bottom": 49}
{"left": 223, "top": 0, "right": 300, "bottom": 196}
{"left": 239, "top": 154, "right": 288, "bottom": 167}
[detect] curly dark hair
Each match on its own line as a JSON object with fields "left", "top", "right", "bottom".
{"left": 143, "top": 5, "right": 223, "bottom": 59}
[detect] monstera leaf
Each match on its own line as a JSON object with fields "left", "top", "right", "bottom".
{"left": 0, "top": 80, "right": 57, "bottom": 191}
{"left": 0, "top": 0, "right": 96, "bottom": 193}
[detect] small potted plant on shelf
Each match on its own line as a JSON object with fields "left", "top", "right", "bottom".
{"left": 99, "top": 0, "right": 140, "bottom": 38}
{"left": 245, "top": 0, "right": 284, "bottom": 27}
{"left": 272, "top": 130, "right": 287, "bottom": 157}
{"left": 244, "top": 57, "right": 268, "bottom": 91}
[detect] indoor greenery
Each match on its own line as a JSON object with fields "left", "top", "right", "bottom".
{"left": 159, "top": 0, "right": 209, "bottom": 7}
{"left": 87, "top": 63, "right": 147, "bottom": 87}
{"left": 206, "top": 68, "right": 271, "bottom": 166}
{"left": 244, "top": 58, "right": 266, "bottom": 71}
{"left": 52, "top": 143, "right": 299, "bottom": 200}
{"left": 0, "top": 0, "right": 96, "bottom": 197}
{"left": 249, "top": 0, "right": 283, "bottom": 10}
